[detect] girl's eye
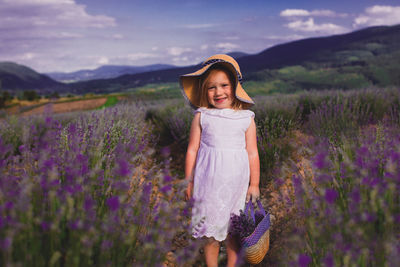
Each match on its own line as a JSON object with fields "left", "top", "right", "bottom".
{"left": 208, "top": 86, "right": 216, "bottom": 90}
{"left": 223, "top": 84, "right": 229, "bottom": 87}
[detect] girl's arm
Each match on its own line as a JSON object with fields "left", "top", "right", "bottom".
{"left": 185, "top": 112, "right": 201, "bottom": 200}
{"left": 245, "top": 117, "right": 260, "bottom": 203}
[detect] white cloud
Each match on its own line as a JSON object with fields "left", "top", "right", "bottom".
{"left": 183, "top": 24, "right": 215, "bottom": 29}
{"left": 125, "top": 53, "right": 158, "bottom": 61}
{"left": 286, "top": 18, "right": 348, "bottom": 34}
{"left": 0, "top": 0, "right": 116, "bottom": 30}
{"left": 224, "top": 36, "right": 240, "bottom": 40}
{"left": 215, "top": 43, "right": 239, "bottom": 52}
{"left": 173, "top": 56, "right": 189, "bottom": 62}
{"left": 263, "top": 34, "right": 305, "bottom": 41}
{"left": 20, "top": 52, "right": 37, "bottom": 60}
{"left": 280, "top": 8, "right": 345, "bottom": 18}
{"left": 200, "top": 44, "right": 209, "bottom": 50}
{"left": 281, "top": 9, "right": 310, "bottom": 17}
{"left": 112, "top": 34, "right": 124, "bottom": 39}
{"left": 353, "top": 5, "right": 400, "bottom": 27}
{"left": 97, "top": 56, "right": 109, "bottom": 65}
{"left": 167, "top": 47, "right": 192, "bottom": 56}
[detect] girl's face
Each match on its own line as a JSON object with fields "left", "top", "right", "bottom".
{"left": 205, "top": 70, "right": 234, "bottom": 109}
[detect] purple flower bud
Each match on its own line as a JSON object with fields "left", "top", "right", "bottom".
{"left": 325, "top": 188, "right": 338, "bottom": 204}
{"left": 314, "top": 152, "right": 329, "bottom": 169}
{"left": 160, "top": 185, "right": 172, "bottom": 194}
{"left": 0, "top": 237, "right": 12, "bottom": 251}
{"left": 323, "top": 254, "right": 334, "bottom": 267}
{"left": 163, "top": 175, "right": 172, "bottom": 183}
{"left": 106, "top": 196, "right": 120, "bottom": 212}
{"left": 41, "top": 221, "right": 50, "bottom": 231}
{"left": 298, "top": 254, "right": 311, "bottom": 267}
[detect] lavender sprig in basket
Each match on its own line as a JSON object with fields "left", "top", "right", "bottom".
{"left": 229, "top": 199, "right": 271, "bottom": 264}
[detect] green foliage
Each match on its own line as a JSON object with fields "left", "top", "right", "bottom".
{"left": 145, "top": 100, "right": 192, "bottom": 147}
{"left": 0, "top": 105, "right": 196, "bottom": 266}
{"left": 282, "top": 126, "right": 400, "bottom": 266}
{"left": 252, "top": 96, "right": 300, "bottom": 185}
{"left": 98, "top": 96, "right": 119, "bottom": 109}
{"left": 247, "top": 66, "right": 371, "bottom": 94}
{"left": 45, "top": 92, "right": 60, "bottom": 99}
{"left": 130, "top": 83, "right": 181, "bottom": 100}
{"left": 20, "top": 90, "right": 40, "bottom": 101}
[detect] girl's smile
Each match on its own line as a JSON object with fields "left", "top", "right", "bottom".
{"left": 206, "top": 70, "right": 234, "bottom": 109}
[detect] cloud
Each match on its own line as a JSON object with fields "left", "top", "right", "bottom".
{"left": 0, "top": 0, "right": 116, "bottom": 30}
{"left": 167, "top": 47, "right": 192, "bottom": 56}
{"left": 20, "top": 52, "right": 37, "bottom": 60}
{"left": 0, "top": 0, "right": 117, "bottom": 70}
{"left": 353, "top": 5, "right": 400, "bottom": 27}
{"left": 285, "top": 18, "right": 348, "bottom": 34}
{"left": 281, "top": 9, "right": 310, "bottom": 17}
{"left": 125, "top": 53, "right": 158, "bottom": 61}
{"left": 112, "top": 34, "right": 124, "bottom": 39}
{"left": 183, "top": 24, "right": 215, "bottom": 29}
{"left": 263, "top": 34, "right": 305, "bottom": 41}
{"left": 97, "top": 56, "right": 109, "bottom": 65}
{"left": 280, "top": 9, "right": 346, "bottom": 18}
{"left": 173, "top": 56, "right": 189, "bottom": 63}
{"left": 223, "top": 36, "right": 240, "bottom": 41}
{"left": 215, "top": 43, "right": 239, "bottom": 52}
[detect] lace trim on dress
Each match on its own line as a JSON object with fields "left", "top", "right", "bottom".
{"left": 195, "top": 107, "right": 254, "bottom": 120}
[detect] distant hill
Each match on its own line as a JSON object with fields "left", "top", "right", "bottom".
{"left": 0, "top": 62, "right": 64, "bottom": 92}
{"left": 69, "top": 24, "right": 400, "bottom": 93}
{"left": 2, "top": 24, "right": 399, "bottom": 95}
{"left": 46, "top": 64, "right": 176, "bottom": 82}
{"left": 227, "top": 52, "right": 249, "bottom": 59}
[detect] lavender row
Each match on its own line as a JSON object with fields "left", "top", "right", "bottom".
{"left": 277, "top": 124, "right": 400, "bottom": 266}
{"left": 0, "top": 104, "right": 196, "bottom": 266}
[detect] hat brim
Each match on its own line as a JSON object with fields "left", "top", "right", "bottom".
{"left": 180, "top": 61, "right": 254, "bottom": 108}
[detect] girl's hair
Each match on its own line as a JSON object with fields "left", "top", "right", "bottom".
{"left": 197, "top": 64, "right": 250, "bottom": 110}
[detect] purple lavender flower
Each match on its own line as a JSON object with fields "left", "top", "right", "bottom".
{"left": 298, "top": 254, "right": 311, "bottom": 267}
{"left": 314, "top": 151, "right": 329, "bottom": 169}
{"left": 106, "top": 196, "right": 120, "bottom": 212}
{"left": 325, "top": 188, "right": 338, "bottom": 204}
{"left": 323, "top": 254, "right": 334, "bottom": 267}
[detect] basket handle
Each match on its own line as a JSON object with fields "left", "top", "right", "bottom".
{"left": 244, "top": 198, "right": 266, "bottom": 223}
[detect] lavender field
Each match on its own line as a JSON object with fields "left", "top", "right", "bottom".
{"left": 1, "top": 88, "right": 400, "bottom": 266}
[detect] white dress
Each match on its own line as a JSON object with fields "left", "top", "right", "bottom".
{"left": 191, "top": 107, "right": 255, "bottom": 241}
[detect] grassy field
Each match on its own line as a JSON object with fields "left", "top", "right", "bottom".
{"left": 1, "top": 86, "right": 400, "bottom": 266}
{"left": 1, "top": 94, "right": 125, "bottom": 117}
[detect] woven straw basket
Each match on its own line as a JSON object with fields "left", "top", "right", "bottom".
{"left": 242, "top": 200, "right": 271, "bottom": 265}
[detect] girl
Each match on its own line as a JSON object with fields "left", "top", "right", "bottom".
{"left": 180, "top": 54, "right": 260, "bottom": 267}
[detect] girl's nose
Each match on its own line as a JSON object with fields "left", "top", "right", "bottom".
{"left": 215, "top": 86, "right": 223, "bottom": 95}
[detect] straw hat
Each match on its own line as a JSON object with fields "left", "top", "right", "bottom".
{"left": 180, "top": 54, "right": 254, "bottom": 108}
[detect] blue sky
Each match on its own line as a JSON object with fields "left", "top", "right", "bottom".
{"left": 1, "top": 0, "right": 399, "bottom": 72}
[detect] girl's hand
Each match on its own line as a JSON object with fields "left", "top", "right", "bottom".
{"left": 185, "top": 181, "right": 194, "bottom": 201}
{"left": 246, "top": 185, "right": 260, "bottom": 204}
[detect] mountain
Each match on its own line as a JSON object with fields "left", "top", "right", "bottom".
{"left": 69, "top": 24, "right": 400, "bottom": 93}
{"left": 0, "top": 62, "right": 64, "bottom": 92}
{"left": 2, "top": 24, "right": 399, "bottom": 95}
{"left": 46, "top": 64, "right": 176, "bottom": 82}
{"left": 227, "top": 52, "right": 249, "bottom": 59}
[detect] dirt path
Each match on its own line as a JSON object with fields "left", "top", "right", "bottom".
{"left": 20, "top": 98, "right": 108, "bottom": 116}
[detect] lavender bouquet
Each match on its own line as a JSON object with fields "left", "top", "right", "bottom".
{"left": 229, "top": 209, "right": 265, "bottom": 241}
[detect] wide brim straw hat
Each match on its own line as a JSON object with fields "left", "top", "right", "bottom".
{"left": 180, "top": 54, "right": 254, "bottom": 108}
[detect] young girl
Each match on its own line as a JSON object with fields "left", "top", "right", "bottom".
{"left": 180, "top": 54, "right": 260, "bottom": 267}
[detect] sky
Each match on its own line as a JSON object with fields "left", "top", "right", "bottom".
{"left": 1, "top": 0, "right": 400, "bottom": 73}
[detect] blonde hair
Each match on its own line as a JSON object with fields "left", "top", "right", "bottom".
{"left": 197, "top": 64, "right": 250, "bottom": 110}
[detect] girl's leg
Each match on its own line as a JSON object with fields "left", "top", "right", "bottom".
{"left": 204, "top": 237, "right": 220, "bottom": 267}
{"left": 226, "top": 235, "right": 240, "bottom": 267}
